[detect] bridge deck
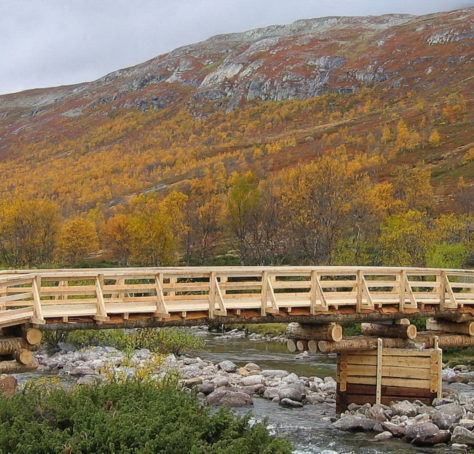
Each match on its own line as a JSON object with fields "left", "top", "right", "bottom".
{"left": 0, "top": 266, "right": 473, "bottom": 330}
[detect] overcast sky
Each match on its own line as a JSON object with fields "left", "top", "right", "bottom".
{"left": 0, "top": 0, "right": 472, "bottom": 95}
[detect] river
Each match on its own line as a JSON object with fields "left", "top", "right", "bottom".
{"left": 202, "top": 333, "right": 442, "bottom": 454}
{"left": 16, "top": 331, "right": 447, "bottom": 454}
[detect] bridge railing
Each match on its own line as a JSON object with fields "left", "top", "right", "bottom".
{"left": 0, "top": 267, "right": 473, "bottom": 326}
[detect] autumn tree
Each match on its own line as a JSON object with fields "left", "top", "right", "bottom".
{"left": 392, "top": 166, "right": 435, "bottom": 213}
{"left": 279, "top": 153, "right": 367, "bottom": 264}
{"left": 0, "top": 198, "right": 60, "bottom": 267}
{"left": 55, "top": 218, "right": 99, "bottom": 265}
{"left": 102, "top": 213, "right": 132, "bottom": 265}
{"left": 183, "top": 175, "right": 225, "bottom": 264}
{"left": 379, "top": 210, "right": 431, "bottom": 266}
{"left": 128, "top": 192, "right": 188, "bottom": 265}
{"left": 428, "top": 129, "right": 441, "bottom": 147}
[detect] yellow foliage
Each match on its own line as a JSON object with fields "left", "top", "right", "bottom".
{"left": 55, "top": 218, "right": 99, "bottom": 265}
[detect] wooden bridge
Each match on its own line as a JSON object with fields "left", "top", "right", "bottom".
{"left": 1, "top": 265, "right": 474, "bottom": 408}
{"left": 1, "top": 266, "right": 473, "bottom": 330}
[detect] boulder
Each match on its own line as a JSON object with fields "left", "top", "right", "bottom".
{"left": 213, "top": 376, "right": 229, "bottom": 388}
{"left": 183, "top": 377, "right": 203, "bottom": 387}
{"left": 374, "top": 431, "right": 392, "bottom": 441}
{"left": 279, "top": 398, "right": 304, "bottom": 408}
{"left": 181, "top": 365, "right": 202, "bottom": 379}
{"left": 458, "top": 419, "right": 474, "bottom": 430}
{"left": 451, "top": 443, "right": 469, "bottom": 451}
{"left": 218, "top": 360, "right": 238, "bottom": 373}
{"left": 431, "top": 403, "right": 464, "bottom": 429}
{"left": 0, "top": 375, "right": 17, "bottom": 397}
{"left": 263, "top": 388, "right": 280, "bottom": 400}
{"left": 390, "top": 400, "right": 418, "bottom": 417}
{"left": 69, "top": 366, "right": 96, "bottom": 376}
{"left": 77, "top": 375, "right": 102, "bottom": 385}
{"left": 244, "top": 362, "right": 261, "bottom": 372}
{"left": 206, "top": 390, "right": 253, "bottom": 407}
{"left": 333, "top": 415, "right": 376, "bottom": 431}
{"left": 405, "top": 422, "right": 447, "bottom": 445}
{"left": 241, "top": 375, "right": 264, "bottom": 386}
{"left": 305, "top": 391, "right": 326, "bottom": 404}
{"left": 262, "top": 369, "right": 289, "bottom": 378}
{"left": 238, "top": 367, "right": 250, "bottom": 376}
{"left": 278, "top": 384, "right": 305, "bottom": 402}
{"left": 197, "top": 382, "right": 215, "bottom": 395}
{"left": 366, "top": 404, "right": 392, "bottom": 422}
{"left": 282, "top": 373, "right": 301, "bottom": 385}
{"left": 238, "top": 384, "right": 265, "bottom": 395}
{"left": 451, "top": 426, "right": 474, "bottom": 445}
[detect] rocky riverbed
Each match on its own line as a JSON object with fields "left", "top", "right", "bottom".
{"left": 16, "top": 328, "right": 474, "bottom": 453}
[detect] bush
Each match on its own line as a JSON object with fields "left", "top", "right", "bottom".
{"left": 43, "top": 328, "right": 204, "bottom": 356}
{"left": 0, "top": 380, "right": 291, "bottom": 454}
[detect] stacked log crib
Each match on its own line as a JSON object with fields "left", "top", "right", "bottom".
{"left": 336, "top": 339, "right": 442, "bottom": 413}
{"left": 0, "top": 327, "right": 41, "bottom": 373}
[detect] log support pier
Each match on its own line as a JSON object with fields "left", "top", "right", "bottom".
{"left": 0, "top": 326, "right": 41, "bottom": 375}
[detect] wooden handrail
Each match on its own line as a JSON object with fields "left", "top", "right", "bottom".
{"left": 0, "top": 266, "right": 472, "bottom": 329}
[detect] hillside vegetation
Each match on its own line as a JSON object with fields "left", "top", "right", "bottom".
{"left": 0, "top": 8, "right": 473, "bottom": 268}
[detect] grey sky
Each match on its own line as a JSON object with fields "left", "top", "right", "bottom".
{"left": 0, "top": 0, "right": 472, "bottom": 95}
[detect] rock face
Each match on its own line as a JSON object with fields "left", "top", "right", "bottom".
{"left": 1, "top": 7, "right": 472, "bottom": 123}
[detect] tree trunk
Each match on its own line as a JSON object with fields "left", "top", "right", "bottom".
{"left": 318, "top": 336, "right": 410, "bottom": 353}
{"left": 13, "top": 349, "right": 33, "bottom": 365}
{"left": 417, "top": 332, "right": 474, "bottom": 348}
{"left": 426, "top": 319, "right": 474, "bottom": 336}
{"left": 23, "top": 327, "right": 42, "bottom": 345}
{"left": 286, "top": 322, "right": 343, "bottom": 342}
{"left": 0, "top": 358, "right": 38, "bottom": 374}
{"left": 296, "top": 340, "right": 308, "bottom": 351}
{"left": 308, "top": 340, "right": 318, "bottom": 353}
{"left": 0, "top": 338, "right": 33, "bottom": 355}
{"left": 286, "top": 339, "right": 297, "bottom": 353}
{"left": 361, "top": 322, "right": 417, "bottom": 340}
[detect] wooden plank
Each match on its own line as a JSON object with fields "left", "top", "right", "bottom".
{"left": 346, "top": 375, "right": 431, "bottom": 389}
{"left": 382, "top": 348, "right": 433, "bottom": 357}
{"left": 0, "top": 292, "right": 33, "bottom": 303}
{"left": 346, "top": 355, "right": 431, "bottom": 368}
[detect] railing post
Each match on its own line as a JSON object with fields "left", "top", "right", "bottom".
{"left": 376, "top": 338, "right": 383, "bottom": 405}
{"left": 31, "top": 275, "right": 45, "bottom": 325}
{"left": 208, "top": 272, "right": 216, "bottom": 319}
{"left": 356, "top": 270, "right": 362, "bottom": 312}
{"left": 399, "top": 270, "right": 406, "bottom": 312}
{"left": 261, "top": 271, "right": 269, "bottom": 316}
{"left": 154, "top": 273, "right": 169, "bottom": 318}
{"left": 439, "top": 271, "right": 446, "bottom": 310}
{"left": 94, "top": 274, "right": 108, "bottom": 322}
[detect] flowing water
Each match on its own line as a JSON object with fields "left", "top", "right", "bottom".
{"left": 202, "top": 333, "right": 443, "bottom": 454}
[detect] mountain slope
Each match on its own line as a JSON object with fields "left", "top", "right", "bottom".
{"left": 0, "top": 7, "right": 473, "bottom": 214}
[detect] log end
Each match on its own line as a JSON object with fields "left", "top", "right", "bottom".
{"left": 332, "top": 324, "right": 343, "bottom": 342}
{"left": 286, "top": 339, "right": 297, "bottom": 353}
{"left": 406, "top": 324, "right": 417, "bottom": 340}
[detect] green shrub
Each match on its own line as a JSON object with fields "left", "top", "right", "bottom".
{"left": 0, "top": 379, "right": 291, "bottom": 453}
{"left": 44, "top": 328, "right": 204, "bottom": 356}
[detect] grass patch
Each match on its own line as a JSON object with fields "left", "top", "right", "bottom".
{"left": 227, "top": 324, "right": 288, "bottom": 337}
{"left": 43, "top": 328, "right": 204, "bottom": 356}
